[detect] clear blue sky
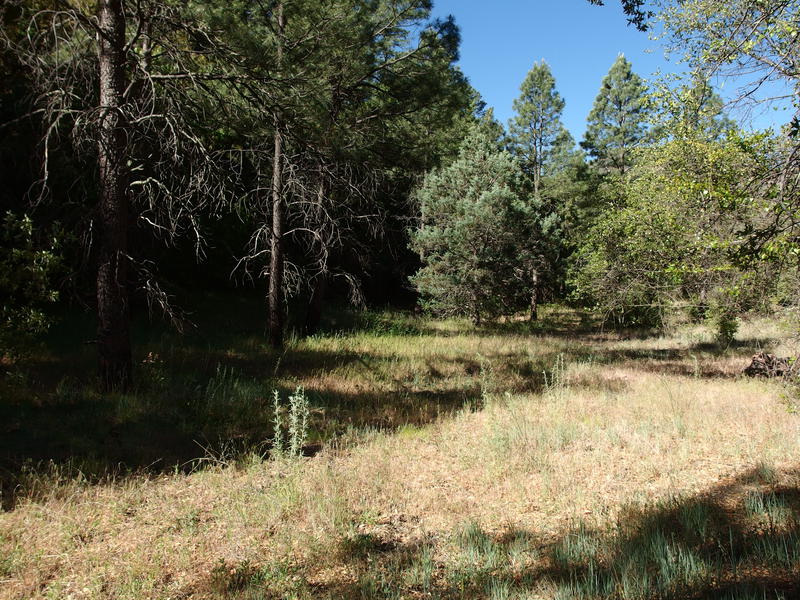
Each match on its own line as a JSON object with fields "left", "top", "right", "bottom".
{"left": 429, "top": 0, "right": 792, "bottom": 141}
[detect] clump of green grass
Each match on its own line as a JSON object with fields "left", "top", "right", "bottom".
{"left": 551, "top": 524, "right": 711, "bottom": 599}
{"left": 744, "top": 491, "right": 795, "bottom": 530}
{"left": 750, "top": 530, "right": 800, "bottom": 569}
{"left": 542, "top": 489, "right": 800, "bottom": 600}
{"left": 552, "top": 523, "right": 601, "bottom": 571}
{"left": 753, "top": 461, "right": 780, "bottom": 485}
{"left": 402, "top": 543, "right": 436, "bottom": 592}
{"left": 485, "top": 578, "right": 515, "bottom": 600}
{"left": 196, "top": 365, "right": 271, "bottom": 436}
{"left": 678, "top": 502, "right": 712, "bottom": 540}
{"left": 455, "top": 520, "right": 504, "bottom": 571}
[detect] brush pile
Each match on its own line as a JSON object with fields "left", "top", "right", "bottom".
{"left": 743, "top": 352, "right": 797, "bottom": 378}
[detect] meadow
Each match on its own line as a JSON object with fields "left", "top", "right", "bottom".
{"left": 1, "top": 300, "right": 799, "bottom": 599}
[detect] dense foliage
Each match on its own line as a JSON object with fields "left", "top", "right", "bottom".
{"left": 0, "top": 213, "right": 61, "bottom": 357}
{"left": 1, "top": 0, "right": 799, "bottom": 385}
{"left": 570, "top": 133, "right": 777, "bottom": 336}
{"left": 410, "top": 116, "right": 528, "bottom": 324}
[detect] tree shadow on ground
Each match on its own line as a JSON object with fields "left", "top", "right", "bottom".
{"left": 0, "top": 335, "right": 567, "bottom": 509}
{"left": 0, "top": 299, "right": 786, "bottom": 509}
{"left": 203, "top": 465, "right": 800, "bottom": 599}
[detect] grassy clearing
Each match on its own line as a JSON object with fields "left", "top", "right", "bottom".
{"left": 1, "top": 302, "right": 799, "bottom": 598}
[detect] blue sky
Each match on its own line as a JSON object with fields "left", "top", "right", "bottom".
{"left": 429, "top": 0, "right": 793, "bottom": 141}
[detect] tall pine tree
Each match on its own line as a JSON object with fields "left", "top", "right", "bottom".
{"left": 508, "top": 61, "right": 573, "bottom": 196}
{"left": 581, "top": 55, "right": 649, "bottom": 175}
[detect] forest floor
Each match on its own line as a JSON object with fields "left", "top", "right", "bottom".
{"left": 2, "top": 302, "right": 800, "bottom": 599}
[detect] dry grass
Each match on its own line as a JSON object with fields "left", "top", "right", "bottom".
{"left": 1, "top": 307, "right": 799, "bottom": 599}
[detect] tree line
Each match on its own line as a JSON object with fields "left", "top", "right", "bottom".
{"left": 1, "top": 0, "right": 473, "bottom": 391}
{"left": 413, "top": 0, "right": 800, "bottom": 340}
{"left": 2, "top": 0, "right": 799, "bottom": 392}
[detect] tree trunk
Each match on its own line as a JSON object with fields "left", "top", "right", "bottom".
{"left": 529, "top": 269, "right": 538, "bottom": 322}
{"left": 472, "top": 289, "right": 481, "bottom": 326}
{"left": 267, "top": 1, "right": 285, "bottom": 349}
{"left": 96, "top": 0, "right": 132, "bottom": 392}
{"left": 303, "top": 273, "right": 327, "bottom": 337}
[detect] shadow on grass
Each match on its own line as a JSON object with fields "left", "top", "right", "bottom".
{"left": 0, "top": 298, "right": 784, "bottom": 510}
{"left": 204, "top": 465, "right": 800, "bottom": 599}
{"left": 0, "top": 325, "right": 559, "bottom": 510}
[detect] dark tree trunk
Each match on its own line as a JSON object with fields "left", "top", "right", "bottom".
{"left": 303, "top": 273, "right": 327, "bottom": 337}
{"left": 267, "top": 120, "right": 284, "bottom": 348}
{"left": 472, "top": 290, "right": 481, "bottom": 326}
{"left": 267, "top": 2, "right": 286, "bottom": 350}
{"left": 96, "top": 0, "right": 132, "bottom": 392}
{"left": 529, "top": 269, "right": 538, "bottom": 322}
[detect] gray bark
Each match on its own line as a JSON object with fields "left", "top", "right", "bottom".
{"left": 96, "top": 0, "right": 132, "bottom": 391}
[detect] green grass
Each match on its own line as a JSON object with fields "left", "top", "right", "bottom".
{"left": 2, "top": 300, "right": 588, "bottom": 506}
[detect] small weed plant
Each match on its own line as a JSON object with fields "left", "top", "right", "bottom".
{"left": 543, "top": 353, "right": 568, "bottom": 399}
{"left": 271, "top": 386, "right": 310, "bottom": 458}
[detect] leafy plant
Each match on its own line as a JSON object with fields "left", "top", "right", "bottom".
{"left": 570, "top": 133, "right": 775, "bottom": 330}
{"left": 0, "top": 212, "right": 61, "bottom": 358}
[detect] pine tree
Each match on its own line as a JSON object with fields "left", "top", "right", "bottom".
{"left": 1, "top": 0, "right": 253, "bottom": 389}
{"left": 508, "top": 61, "right": 573, "bottom": 196}
{"left": 581, "top": 55, "right": 649, "bottom": 175}
{"left": 410, "top": 116, "right": 525, "bottom": 325}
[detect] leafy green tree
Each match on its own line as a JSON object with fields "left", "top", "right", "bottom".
{"left": 410, "top": 117, "right": 527, "bottom": 324}
{"left": 581, "top": 55, "right": 650, "bottom": 175}
{"left": 657, "top": 0, "right": 800, "bottom": 101}
{"left": 651, "top": 73, "right": 735, "bottom": 142}
{"left": 655, "top": 0, "right": 800, "bottom": 272}
{"left": 570, "top": 132, "right": 775, "bottom": 334}
{"left": 509, "top": 61, "right": 573, "bottom": 195}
